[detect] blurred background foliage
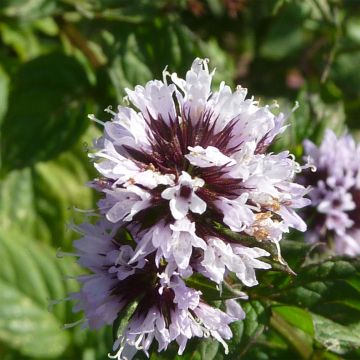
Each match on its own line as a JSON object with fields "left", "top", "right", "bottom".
{"left": 1, "top": 0, "right": 360, "bottom": 359}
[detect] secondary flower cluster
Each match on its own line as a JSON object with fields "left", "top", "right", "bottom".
{"left": 70, "top": 58, "right": 310, "bottom": 359}
{"left": 302, "top": 129, "right": 360, "bottom": 256}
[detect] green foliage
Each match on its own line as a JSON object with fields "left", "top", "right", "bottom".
{"left": 1, "top": 53, "right": 92, "bottom": 174}
{"left": 1, "top": 0, "right": 360, "bottom": 359}
{"left": 0, "top": 230, "right": 70, "bottom": 358}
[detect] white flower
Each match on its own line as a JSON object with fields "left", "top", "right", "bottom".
{"left": 201, "top": 237, "right": 270, "bottom": 286}
{"left": 161, "top": 171, "right": 206, "bottom": 220}
{"left": 225, "top": 299, "right": 246, "bottom": 320}
{"left": 100, "top": 185, "right": 151, "bottom": 223}
{"left": 185, "top": 145, "right": 236, "bottom": 168}
{"left": 125, "top": 80, "right": 177, "bottom": 124}
{"left": 169, "top": 218, "right": 207, "bottom": 270}
{"left": 105, "top": 106, "right": 150, "bottom": 149}
{"left": 215, "top": 193, "right": 254, "bottom": 232}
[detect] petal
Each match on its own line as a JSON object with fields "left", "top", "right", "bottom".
{"left": 185, "top": 146, "right": 236, "bottom": 168}
{"left": 161, "top": 186, "right": 178, "bottom": 200}
{"left": 172, "top": 234, "right": 192, "bottom": 269}
{"left": 106, "top": 202, "right": 128, "bottom": 223}
{"left": 225, "top": 299, "right": 246, "bottom": 320}
{"left": 189, "top": 194, "right": 207, "bottom": 215}
{"left": 170, "top": 198, "right": 189, "bottom": 220}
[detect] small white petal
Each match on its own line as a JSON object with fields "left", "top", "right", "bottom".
{"left": 186, "top": 146, "right": 236, "bottom": 168}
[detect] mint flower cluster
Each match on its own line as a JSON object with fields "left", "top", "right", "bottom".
{"left": 69, "top": 59, "right": 310, "bottom": 359}
{"left": 302, "top": 129, "right": 360, "bottom": 256}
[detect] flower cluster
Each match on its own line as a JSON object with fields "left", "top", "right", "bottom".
{"left": 302, "top": 129, "right": 360, "bottom": 256}
{"left": 69, "top": 58, "right": 310, "bottom": 358}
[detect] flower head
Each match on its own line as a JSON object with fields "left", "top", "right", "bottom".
{"left": 70, "top": 219, "right": 242, "bottom": 359}
{"left": 301, "top": 129, "right": 360, "bottom": 255}
{"left": 93, "top": 58, "right": 309, "bottom": 279}
{"left": 68, "top": 58, "right": 310, "bottom": 358}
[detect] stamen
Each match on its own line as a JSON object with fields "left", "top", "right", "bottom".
{"left": 292, "top": 100, "right": 300, "bottom": 112}
{"left": 88, "top": 114, "right": 105, "bottom": 126}
{"left": 105, "top": 105, "right": 116, "bottom": 116}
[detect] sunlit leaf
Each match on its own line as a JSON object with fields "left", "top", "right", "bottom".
{"left": 312, "top": 314, "right": 360, "bottom": 355}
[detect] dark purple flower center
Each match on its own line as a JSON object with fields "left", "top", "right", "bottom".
{"left": 108, "top": 255, "right": 178, "bottom": 327}
{"left": 122, "top": 110, "right": 250, "bottom": 228}
{"left": 124, "top": 110, "right": 242, "bottom": 176}
{"left": 180, "top": 185, "right": 192, "bottom": 198}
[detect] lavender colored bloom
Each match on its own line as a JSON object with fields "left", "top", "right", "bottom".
{"left": 92, "top": 58, "right": 309, "bottom": 283}
{"left": 70, "top": 220, "right": 242, "bottom": 359}
{"left": 302, "top": 129, "right": 360, "bottom": 255}
{"left": 67, "top": 58, "right": 310, "bottom": 358}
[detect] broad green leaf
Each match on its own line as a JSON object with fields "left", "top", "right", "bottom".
{"left": 0, "top": 280, "right": 69, "bottom": 358}
{"left": 199, "top": 339, "right": 219, "bottom": 360}
{"left": 272, "top": 305, "right": 314, "bottom": 336}
{"left": 0, "top": 229, "right": 71, "bottom": 357}
{"left": 225, "top": 301, "right": 269, "bottom": 359}
{"left": 106, "top": 20, "right": 232, "bottom": 100}
{"left": 0, "top": 125, "right": 98, "bottom": 249}
{"left": 279, "top": 239, "right": 311, "bottom": 269}
{"left": 257, "top": 258, "right": 360, "bottom": 324}
{"left": 312, "top": 314, "right": 360, "bottom": 355}
{"left": 32, "top": 149, "right": 95, "bottom": 249}
{"left": 270, "top": 310, "right": 313, "bottom": 359}
{"left": 1, "top": 53, "right": 92, "bottom": 173}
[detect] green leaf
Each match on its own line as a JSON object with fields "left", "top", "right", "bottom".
{"left": 1, "top": 53, "right": 92, "bottom": 173}
{"left": 225, "top": 301, "right": 269, "bottom": 358}
{"left": 112, "top": 300, "right": 138, "bottom": 342}
{"left": 199, "top": 339, "right": 219, "bottom": 360}
{"left": 312, "top": 314, "right": 360, "bottom": 355}
{"left": 0, "top": 280, "right": 69, "bottom": 358}
{"left": 259, "top": 3, "right": 307, "bottom": 60}
{"left": 0, "top": 22, "right": 41, "bottom": 61}
{"left": 0, "top": 125, "right": 98, "bottom": 249}
{"left": 0, "top": 0, "right": 56, "bottom": 20}
{"left": 273, "top": 88, "right": 345, "bottom": 156}
{"left": 108, "top": 33, "right": 153, "bottom": 101}
{"left": 270, "top": 310, "right": 313, "bottom": 359}
{"left": 105, "top": 20, "right": 232, "bottom": 102}
{"left": 258, "top": 258, "right": 360, "bottom": 324}
{"left": 272, "top": 305, "right": 314, "bottom": 336}
{"left": 0, "top": 229, "right": 70, "bottom": 357}
{"left": 31, "top": 149, "right": 95, "bottom": 249}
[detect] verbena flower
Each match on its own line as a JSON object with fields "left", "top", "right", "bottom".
{"left": 302, "top": 129, "right": 360, "bottom": 255}
{"left": 68, "top": 58, "right": 310, "bottom": 358}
